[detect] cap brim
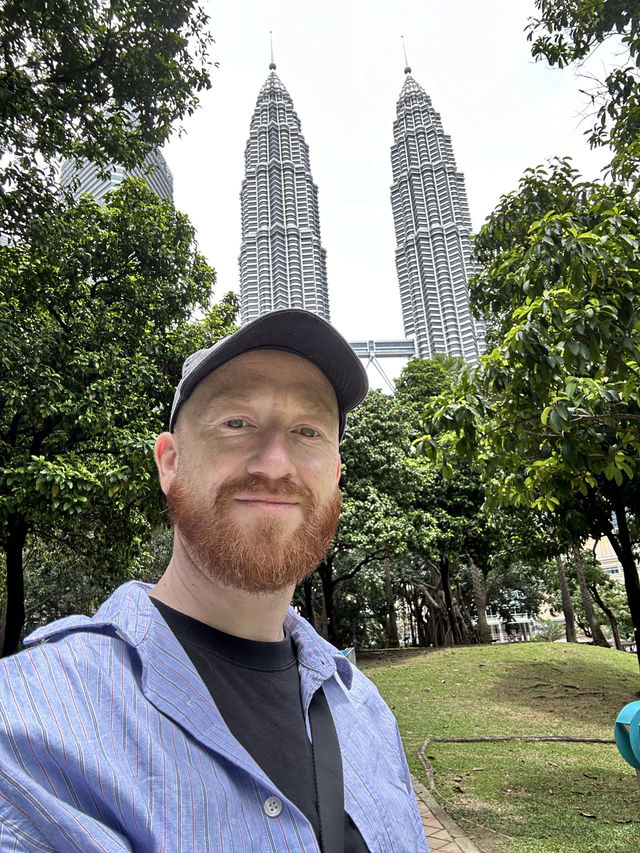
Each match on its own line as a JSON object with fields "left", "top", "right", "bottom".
{"left": 171, "top": 309, "right": 368, "bottom": 432}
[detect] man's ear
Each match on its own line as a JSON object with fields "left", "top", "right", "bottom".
{"left": 336, "top": 455, "right": 342, "bottom": 483}
{"left": 155, "top": 432, "right": 179, "bottom": 495}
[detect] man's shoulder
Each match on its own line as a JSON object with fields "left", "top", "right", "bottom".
{"left": 0, "top": 582, "right": 155, "bottom": 685}
{"left": 23, "top": 580, "right": 154, "bottom": 645}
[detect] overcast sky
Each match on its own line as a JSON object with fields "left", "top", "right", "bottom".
{"left": 163, "top": 0, "right": 614, "bottom": 382}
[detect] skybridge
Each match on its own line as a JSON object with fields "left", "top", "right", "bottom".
{"left": 349, "top": 339, "right": 416, "bottom": 393}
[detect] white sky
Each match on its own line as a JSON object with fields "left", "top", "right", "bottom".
{"left": 163, "top": 0, "right": 615, "bottom": 385}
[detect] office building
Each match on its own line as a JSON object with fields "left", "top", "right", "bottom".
{"left": 239, "top": 62, "right": 330, "bottom": 324}
{"left": 60, "top": 148, "right": 173, "bottom": 203}
{"left": 390, "top": 67, "right": 484, "bottom": 361}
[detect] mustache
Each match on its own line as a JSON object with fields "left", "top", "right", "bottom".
{"left": 214, "top": 474, "right": 314, "bottom": 504}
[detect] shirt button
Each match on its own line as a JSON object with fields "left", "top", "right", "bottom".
{"left": 263, "top": 796, "right": 283, "bottom": 818}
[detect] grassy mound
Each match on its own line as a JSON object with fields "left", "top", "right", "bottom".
{"left": 361, "top": 643, "right": 640, "bottom": 853}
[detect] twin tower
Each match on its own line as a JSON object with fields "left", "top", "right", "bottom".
{"left": 239, "top": 62, "right": 485, "bottom": 363}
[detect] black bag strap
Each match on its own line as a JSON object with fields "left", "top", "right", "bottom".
{"left": 308, "top": 687, "right": 345, "bottom": 853}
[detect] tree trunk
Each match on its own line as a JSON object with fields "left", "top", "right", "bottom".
{"left": 435, "top": 592, "right": 449, "bottom": 647}
{"left": 421, "top": 587, "right": 442, "bottom": 647}
{"left": 589, "top": 583, "right": 621, "bottom": 650}
{"left": 555, "top": 554, "right": 577, "bottom": 643}
{"left": 571, "top": 543, "right": 610, "bottom": 648}
{"left": 440, "top": 556, "right": 462, "bottom": 645}
{"left": 316, "top": 560, "right": 338, "bottom": 646}
{"left": 455, "top": 589, "right": 474, "bottom": 644}
{"left": 302, "top": 577, "right": 315, "bottom": 628}
{"left": 407, "top": 587, "right": 417, "bottom": 646}
{"left": 469, "top": 559, "right": 492, "bottom": 644}
{"left": 0, "top": 601, "right": 6, "bottom": 656}
{"left": 383, "top": 559, "right": 399, "bottom": 648}
{"left": 604, "top": 495, "right": 640, "bottom": 671}
{"left": 399, "top": 594, "right": 410, "bottom": 647}
{"left": 2, "top": 515, "right": 28, "bottom": 657}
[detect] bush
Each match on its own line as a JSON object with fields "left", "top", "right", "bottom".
{"left": 533, "top": 619, "right": 566, "bottom": 642}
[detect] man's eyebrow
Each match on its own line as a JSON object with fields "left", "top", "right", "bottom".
{"left": 205, "top": 386, "right": 338, "bottom": 419}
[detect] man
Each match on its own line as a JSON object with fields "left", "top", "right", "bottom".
{"left": 0, "top": 309, "right": 428, "bottom": 852}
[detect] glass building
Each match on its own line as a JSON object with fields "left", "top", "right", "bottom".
{"left": 390, "top": 67, "right": 484, "bottom": 362}
{"left": 239, "top": 62, "right": 330, "bottom": 324}
{"left": 60, "top": 149, "right": 174, "bottom": 203}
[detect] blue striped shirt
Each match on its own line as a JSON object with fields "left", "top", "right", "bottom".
{"left": 0, "top": 582, "right": 428, "bottom": 851}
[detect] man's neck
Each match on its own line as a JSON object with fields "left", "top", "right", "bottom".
{"left": 150, "top": 541, "right": 294, "bottom": 643}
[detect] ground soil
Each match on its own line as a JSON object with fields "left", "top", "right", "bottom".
{"left": 356, "top": 647, "right": 435, "bottom": 669}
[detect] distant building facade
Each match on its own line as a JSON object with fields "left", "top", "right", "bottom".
{"left": 60, "top": 149, "right": 173, "bottom": 203}
{"left": 239, "top": 62, "right": 330, "bottom": 324}
{"left": 486, "top": 612, "right": 536, "bottom": 643}
{"left": 390, "top": 67, "right": 484, "bottom": 362}
{"left": 589, "top": 536, "right": 624, "bottom": 584}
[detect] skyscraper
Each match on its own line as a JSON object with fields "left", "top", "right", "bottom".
{"left": 239, "top": 62, "right": 330, "bottom": 324}
{"left": 390, "top": 67, "right": 484, "bottom": 362}
{"left": 60, "top": 148, "right": 173, "bottom": 203}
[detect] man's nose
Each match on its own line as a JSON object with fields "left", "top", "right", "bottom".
{"left": 246, "top": 429, "right": 297, "bottom": 480}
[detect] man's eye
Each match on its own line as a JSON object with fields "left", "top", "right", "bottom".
{"left": 225, "top": 418, "right": 245, "bottom": 429}
{"left": 299, "top": 427, "right": 318, "bottom": 438}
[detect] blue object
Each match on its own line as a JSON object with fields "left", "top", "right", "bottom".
{"left": 340, "top": 647, "right": 356, "bottom": 665}
{"left": 614, "top": 701, "right": 640, "bottom": 770}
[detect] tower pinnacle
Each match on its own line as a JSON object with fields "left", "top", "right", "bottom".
{"left": 269, "top": 31, "right": 276, "bottom": 70}
{"left": 401, "top": 35, "right": 411, "bottom": 74}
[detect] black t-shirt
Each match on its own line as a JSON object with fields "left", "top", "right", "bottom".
{"left": 151, "top": 599, "right": 369, "bottom": 852}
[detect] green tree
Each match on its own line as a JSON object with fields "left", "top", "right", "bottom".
{"left": 533, "top": 619, "right": 566, "bottom": 642}
{"left": 422, "top": 159, "right": 640, "bottom": 668}
{"left": 527, "top": 0, "right": 640, "bottom": 182}
{"left": 303, "top": 360, "right": 550, "bottom": 651}
{"left": 0, "top": 0, "right": 212, "bottom": 230}
{"left": 398, "top": 358, "right": 548, "bottom": 649}
{"left": 395, "top": 358, "right": 453, "bottom": 411}
{"left": 0, "top": 0, "right": 223, "bottom": 655}
{"left": 397, "top": 361, "right": 482, "bottom": 647}
{"left": 0, "top": 179, "right": 238, "bottom": 655}
{"left": 296, "top": 389, "right": 429, "bottom": 647}
{"left": 546, "top": 546, "right": 625, "bottom": 646}
{"left": 329, "top": 390, "right": 426, "bottom": 645}
{"left": 590, "top": 575, "right": 634, "bottom": 644}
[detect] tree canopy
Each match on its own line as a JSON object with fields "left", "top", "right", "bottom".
{"left": 0, "top": 0, "right": 226, "bottom": 656}
{"left": 1, "top": 179, "right": 238, "bottom": 654}
{"left": 421, "top": 159, "right": 640, "bottom": 665}
{"left": 295, "top": 359, "right": 552, "bottom": 650}
{"left": 0, "top": 0, "right": 212, "bottom": 229}
{"left": 527, "top": 0, "right": 640, "bottom": 182}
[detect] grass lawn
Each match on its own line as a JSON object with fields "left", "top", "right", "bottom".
{"left": 360, "top": 643, "right": 640, "bottom": 853}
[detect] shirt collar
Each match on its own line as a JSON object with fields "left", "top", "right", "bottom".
{"left": 24, "top": 581, "right": 354, "bottom": 690}
{"left": 284, "top": 606, "right": 354, "bottom": 690}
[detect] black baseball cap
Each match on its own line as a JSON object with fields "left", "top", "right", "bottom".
{"left": 169, "top": 309, "right": 368, "bottom": 437}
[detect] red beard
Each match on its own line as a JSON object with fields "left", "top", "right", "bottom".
{"left": 166, "top": 473, "right": 342, "bottom": 594}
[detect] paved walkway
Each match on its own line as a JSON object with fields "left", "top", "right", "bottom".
{"left": 412, "top": 776, "right": 482, "bottom": 852}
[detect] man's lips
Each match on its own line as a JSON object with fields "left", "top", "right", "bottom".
{"left": 233, "top": 494, "right": 300, "bottom": 508}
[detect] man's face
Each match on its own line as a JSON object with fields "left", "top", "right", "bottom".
{"left": 158, "top": 349, "right": 342, "bottom": 593}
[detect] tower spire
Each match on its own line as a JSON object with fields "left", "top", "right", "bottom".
{"left": 401, "top": 35, "right": 411, "bottom": 74}
{"left": 269, "top": 31, "right": 276, "bottom": 70}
